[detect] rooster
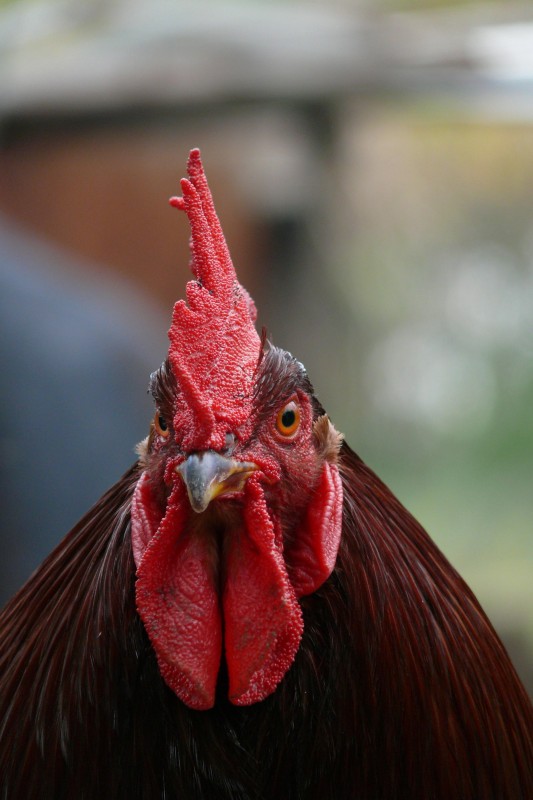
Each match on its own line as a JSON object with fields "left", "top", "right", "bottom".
{"left": 0, "top": 149, "right": 531, "bottom": 800}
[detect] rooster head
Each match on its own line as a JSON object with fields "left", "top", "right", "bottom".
{"left": 131, "top": 149, "right": 343, "bottom": 710}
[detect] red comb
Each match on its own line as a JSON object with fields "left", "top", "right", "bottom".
{"left": 168, "top": 149, "right": 261, "bottom": 452}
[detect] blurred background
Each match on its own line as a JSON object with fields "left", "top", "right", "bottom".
{"left": 0, "top": 0, "right": 531, "bottom": 692}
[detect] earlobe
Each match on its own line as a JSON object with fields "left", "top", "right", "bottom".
{"left": 131, "top": 471, "right": 164, "bottom": 567}
{"left": 285, "top": 461, "right": 343, "bottom": 598}
{"left": 135, "top": 436, "right": 150, "bottom": 467}
{"left": 313, "top": 415, "right": 343, "bottom": 463}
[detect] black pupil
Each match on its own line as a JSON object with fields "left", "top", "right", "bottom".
{"left": 158, "top": 415, "right": 168, "bottom": 431}
{"left": 281, "top": 409, "right": 296, "bottom": 429}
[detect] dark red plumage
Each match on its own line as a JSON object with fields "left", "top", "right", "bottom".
{"left": 0, "top": 151, "right": 531, "bottom": 799}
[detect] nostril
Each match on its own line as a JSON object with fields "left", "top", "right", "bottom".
{"left": 224, "top": 433, "right": 236, "bottom": 454}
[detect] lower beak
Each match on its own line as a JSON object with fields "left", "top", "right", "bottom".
{"left": 176, "top": 451, "right": 258, "bottom": 514}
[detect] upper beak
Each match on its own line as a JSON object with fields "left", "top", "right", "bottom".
{"left": 176, "top": 451, "right": 258, "bottom": 514}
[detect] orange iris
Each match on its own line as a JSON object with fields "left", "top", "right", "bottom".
{"left": 154, "top": 412, "right": 170, "bottom": 438}
{"left": 275, "top": 400, "right": 301, "bottom": 437}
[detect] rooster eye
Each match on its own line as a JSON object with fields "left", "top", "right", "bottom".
{"left": 154, "top": 412, "right": 170, "bottom": 438}
{"left": 275, "top": 401, "right": 301, "bottom": 437}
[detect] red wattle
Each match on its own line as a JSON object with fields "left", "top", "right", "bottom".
{"left": 132, "top": 478, "right": 222, "bottom": 710}
{"left": 132, "top": 471, "right": 308, "bottom": 710}
{"left": 224, "top": 477, "right": 303, "bottom": 705}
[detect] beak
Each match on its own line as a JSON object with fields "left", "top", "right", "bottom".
{"left": 176, "top": 451, "right": 258, "bottom": 514}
